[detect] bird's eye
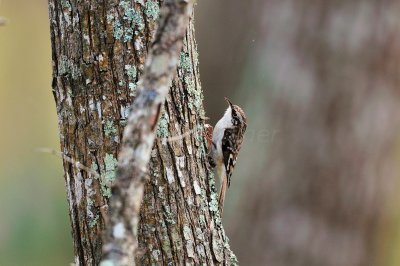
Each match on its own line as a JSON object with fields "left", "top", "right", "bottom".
{"left": 232, "top": 109, "right": 238, "bottom": 118}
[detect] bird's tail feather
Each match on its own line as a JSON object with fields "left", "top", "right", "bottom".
{"left": 218, "top": 177, "right": 227, "bottom": 217}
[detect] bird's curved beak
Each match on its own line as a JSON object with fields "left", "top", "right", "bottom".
{"left": 224, "top": 97, "right": 233, "bottom": 107}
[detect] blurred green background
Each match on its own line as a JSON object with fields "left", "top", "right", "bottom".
{"left": 0, "top": 0, "right": 73, "bottom": 265}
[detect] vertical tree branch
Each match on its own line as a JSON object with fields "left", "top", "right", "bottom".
{"left": 101, "top": 0, "right": 193, "bottom": 264}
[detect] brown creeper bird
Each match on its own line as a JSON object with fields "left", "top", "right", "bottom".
{"left": 208, "top": 98, "right": 247, "bottom": 216}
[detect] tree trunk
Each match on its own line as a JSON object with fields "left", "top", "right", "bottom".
{"left": 48, "top": 0, "right": 236, "bottom": 265}
{"left": 231, "top": 1, "right": 400, "bottom": 266}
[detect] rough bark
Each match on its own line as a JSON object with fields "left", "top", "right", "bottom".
{"left": 232, "top": 1, "right": 400, "bottom": 266}
{"left": 48, "top": 0, "right": 236, "bottom": 265}
{"left": 101, "top": 0, "right": 194, "bottom": 264}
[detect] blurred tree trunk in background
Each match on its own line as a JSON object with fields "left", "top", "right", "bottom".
{"left": 232, "top": 1, "right": 400, "bottom": 266}
{"left": 196, "top": 0, "right": 263, "bottom": 117}
{"left": 48, "top": 0, "right": 235, "bottom": 265}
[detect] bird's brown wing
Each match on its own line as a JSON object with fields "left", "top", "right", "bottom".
{"left": 222, "top": 128, "right": 241, "bottom": 187}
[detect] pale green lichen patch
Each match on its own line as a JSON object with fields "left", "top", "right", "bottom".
{"left": 101, "top": 153, "right": 118, "bottom": 197}
{"left": 58, "top": 55, "right": 81, "bottom": 80}
{"left": 184, "top": 75, "right": 205, "bottom": 118}
{"left": 101, "top": 184, "right": 112, "bottom": 198}
{"left": 123, "top": 28, "right": 134, "bottom": 42}
{"left": 104, "top": 120, "right": 117, "bottom": 137}
{"left": 185, "top": 78, "right": 200, "bottom": 104}
{"left": 145, "top": 1, "right": 160, "bottom": 20}
{"left": 193, "top": 48, "right": 200, "bottom": 69}
{"left": 125, "top": 64, "right": 137, "bottom": 79}
{"left": 207, "top": 170, "right": 223, "bottom": 226}
{"left": 119, "top": 1, "right": 129, "bottom": 10}
{"left": 128, "top": 82, "right": 137, "bottom": 96}
{"left": 123, "top": 8, "right": 144, "bottom": 31}
{"left": 123, "top": 8, "right": 136, "bottom": 21}
{"left": 89, "top": 215, "right": 99, "bottom": 228}
{"left": 180, "top": 52, "right": 192, "bottom": 73}
{"left": 112, "top": 20, "right": 124, "bottom": 40}
{"left": 124, "top": 65, "right": 137, "bottom": 96}
{"left": 114, "top": 0, "right": 145, "bottom": 43}
{"left": 61, "top": 0, "right": 71, "bottom": 9}
{"left": 106, "top": 13, "right": 114, "bottom": 23}
{"left": 163, "top": 205, "right": 176, "bottom": 225}
{"left": 199, "top": 214, "right": 206, "bottom": 226}
{"left": 112, "top": 19, "right": 136, "bottom": 42}
{"left": 208, "top": 193, "right": 219, "bottom": 212}
{"left": 156, "top": 112, "right": 169, "bottom": 138}
{"left": 104, "top": 153, "right": 118, "bottom": 181}
{"left": 179, "top": 51, "right": 205, "bottom": 116}
{"left": 208, "top": 171, "right": 220, "bottom": 210}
